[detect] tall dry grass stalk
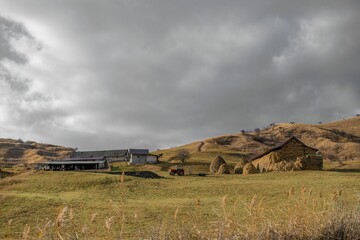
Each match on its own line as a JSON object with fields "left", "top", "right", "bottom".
{"left": 120, "top": 171, "right": 125, "bottom": 183}
{"left": 105, "top": 216, "right": 115, "bottom": 231}
{"left": 22, "top": 224, "right": 30, "bottom": 239}
{"left": 17, "top": 186, "right": 360, "bottom": 239}
{"left": 56, "top": 206, "right": 68, "bottom": 227}
{"left": 173, "top": 207, "right": 179, "bottom": 220}
{"left": 90, "top": 213, "right": 98, "bottom": 223}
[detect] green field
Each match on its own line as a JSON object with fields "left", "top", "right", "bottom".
{"left": 1, "top": 160, "right": 360, "bottom": 239}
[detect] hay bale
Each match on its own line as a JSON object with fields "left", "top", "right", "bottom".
{"left": 210, "top": 155, "right": 227, "bottom": 173}
{"left": 294, "top": 157, "right": 303, "bottom": 170}
{"left": 217, "top": 164, "right": 230, "bottom": 174}
{"left": 234, "top": 161, "right": 246, "bottom": 174}
{"left": 268, "top": 151, "right": 281, "bottom": 163}
{"left": 252, "top": 151, "right": 281, "bottom": 172}
{"left": 242, "top": 163, "right": 259, "bottom": 175}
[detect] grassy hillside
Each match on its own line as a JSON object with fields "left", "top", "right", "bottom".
{"left": 0, "top": 139, "right": 74, "bottom": 167}
{"left": 154, "top": 116, "right": 360, "bottom": 165}
{"left": 1, "top": 162, "right": 360, "bottom": 239}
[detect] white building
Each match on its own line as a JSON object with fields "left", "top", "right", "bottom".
{"left": 128, "top": 149, "right": 159, "bottom": 165}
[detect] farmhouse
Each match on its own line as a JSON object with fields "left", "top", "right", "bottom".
{"left": 128, "top": 149, "right": 158, "bottom": 165}
{"left": 39, "top": 157, "right": 109, "bottom": 171}
{"left": 251, "top": 136, "right": 323, "bottom": 172}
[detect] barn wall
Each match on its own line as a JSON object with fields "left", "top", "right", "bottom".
{"left": 278, "top": 139, "right": 317, "bottom": 161}
{"left": 107, "top": 156, "right": 127, "bottom": 162}
{"left": 130, "top": 154, "right": 147, "bottom": 164}
{"left": 146, "top": 155, "right": 158, "bottom": 164}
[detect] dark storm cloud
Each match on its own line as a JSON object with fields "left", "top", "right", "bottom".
{"left": 0, "top": 16, "right": 30, "bottom": 63}
{"left": 0, "top": 0, "right": 359, "bottom": 149}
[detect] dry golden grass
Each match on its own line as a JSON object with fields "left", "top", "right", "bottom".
{"left": 154, "top": 116, "right": 360, "bottom": 166}
{"left": 0, "top": 138, "right": 74, "bottom": 166}
{"left": 7, "top": 184, "right": 360, "bottom": 239}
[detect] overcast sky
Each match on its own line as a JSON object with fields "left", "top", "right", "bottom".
{"left": 0, "top": 0, "right": 359, "bottom": 150}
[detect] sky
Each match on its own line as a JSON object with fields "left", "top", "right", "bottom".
{"left": 0, "top": 0, "right": 359, "bottom": 151}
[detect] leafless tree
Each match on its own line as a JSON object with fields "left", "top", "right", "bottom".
{"left": 175, "top": 149, "right": 190, "bottom": 163}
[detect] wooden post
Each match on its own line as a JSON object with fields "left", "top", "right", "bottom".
{"left": 120, "top": 171, "right": 125, "bottom": 183}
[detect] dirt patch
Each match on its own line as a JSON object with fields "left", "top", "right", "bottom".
{"left": 124, "top": 171, "right": 163, "bottom": 179}
{"left": 197, "top": 141, "right": 205, "bottom": 152}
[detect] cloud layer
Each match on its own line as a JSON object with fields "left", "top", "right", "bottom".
{"left": 0, "top": 0, "right": 359, "bottom": 150}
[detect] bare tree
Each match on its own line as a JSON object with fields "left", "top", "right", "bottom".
{"left": 175, "top": 149, "right": 190, "bottom": 163}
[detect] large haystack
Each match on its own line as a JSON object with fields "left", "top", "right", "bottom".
{"left": 251, "top": 136, "right": 322, "bottom": 172}
{"left": 210, "top": 155, "right": 227, "bottom": 173}
{"left": 234, "top": 161, "right": 246, "bottom": 174}
{"left": 242, "top": 163, "right": 259, "bottom": 175}
{"left": 217, "top": 164, "right": 230, "bottom": 174}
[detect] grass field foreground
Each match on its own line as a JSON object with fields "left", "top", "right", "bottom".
{"left": 1, "top": 161, "right": 360, "bottom": 239}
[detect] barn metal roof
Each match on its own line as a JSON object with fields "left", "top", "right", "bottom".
{"left": 40, "top": 160, "right": 107, "bottom": 165}
{"left": 70, "top": 149, "right": 128, "bottom": 158}
{"left": 62, "top": 157, "right": 105, "bottom": 161}
{"left": 129, "top": 149, "right": 149, "bottom": 155}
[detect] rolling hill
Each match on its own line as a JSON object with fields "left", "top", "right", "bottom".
{"left": 1, "top": 116, "right": 360, "bottom": 168}
{"left": 154, "top": 116, "right": 360, "bottom": 163}
{"left": 0, "top": 138, "right": 74, "bottom": 167}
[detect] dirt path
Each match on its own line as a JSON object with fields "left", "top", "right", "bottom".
{"left": 197, "top": 141, "right": 205, "bottom": 152}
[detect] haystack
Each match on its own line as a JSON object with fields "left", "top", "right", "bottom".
{"left": 217, "top": 164, "right": 230, "bottom": 174}
{"left": 210, "top": 155, "right": 227, "bottom": 173}
{"left": 242, "top": 162, "right": 259, "bottom": 175}
{"left": 234, "top": 161, "right": 246, "bottom": 174}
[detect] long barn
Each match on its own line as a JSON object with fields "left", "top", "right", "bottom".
{"left": 39, "top": 157, "right": 109, "bottom": 171}
{"left": 70, "top": 150, "right": 129, "bottom": 162}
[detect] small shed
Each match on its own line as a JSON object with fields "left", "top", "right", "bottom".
{"left": 128, "top": 149, "right": 158, "bottom": 165}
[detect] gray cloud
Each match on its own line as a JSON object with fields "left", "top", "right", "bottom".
{"left": 0, "top": 0, "right": 359, "bottom": 150}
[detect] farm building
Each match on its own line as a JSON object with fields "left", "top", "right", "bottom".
{"left": 251, "top": 136, "right": 323, "bottom": 172}
{"left": 39, "top": 157, "right": 109, "bottom": 171}
{"left": 70, "top": 149, "right": 129, "bottom": 162}
{"left": 128, "top": 149, "right": 158, "bottom": 165}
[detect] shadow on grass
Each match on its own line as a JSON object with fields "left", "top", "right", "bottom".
{"left": 160, "top": 162, "right": 209, "bottom": 171}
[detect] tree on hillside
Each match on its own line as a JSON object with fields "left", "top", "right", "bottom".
{"left": 175, "top": 149, "right": 190, "bottom": 163}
